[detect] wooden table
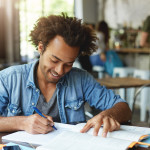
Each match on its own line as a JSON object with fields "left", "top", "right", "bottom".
{"left": 97, "top": 77, "right": 150, "bottom": 121}
{"left": 97, "top": 77, "right": 150, "bottom": 89}
{"left": 0, "top": 133, "right": 8, "bottom": 144}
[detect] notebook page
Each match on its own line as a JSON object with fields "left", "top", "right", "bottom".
{"left": 3, "top": 123, "right": 150, "bottom": 146}
{"left": 2, "top": 130, "right": 61, "bottom": 145}
{"left": 121, "top": 125, "right": 150, "bottom": 134}
{"left": 36, "top": 131, "right": 132, "bottom": 150}
{"left": 2, "top": 123, "right": 77, "bottom": 146}
{"left": 76, "top": 123, "right": 150, "bottom": 141}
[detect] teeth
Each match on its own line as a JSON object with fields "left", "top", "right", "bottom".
{"left": 52, "top": 73, "right": 58, "bottom": 77}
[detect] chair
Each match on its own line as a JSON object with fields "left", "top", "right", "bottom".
{"left": 113, "top": 67, "right": 135, "bottom": 78}
{"left": 92, "top": 65, "right": 105, "bottom": 78}
{"left": 132, "top": 83, "right": 150, "bottom": 126}
{"left": 130, "top": 69, "right": 150, "bottom": 122}
{"left": 112, "top": 67, "right": 135, "bottom": 100}
{"left": 73, "top": 59, "right": 82, "bottom": 69}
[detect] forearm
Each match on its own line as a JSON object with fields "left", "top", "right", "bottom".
{"left": 0, "top": 114, "right": 54, "bottom": 134}
{"left": 100, "top": 102, "right": 132, "bottom": 123}
{"left": 0, "top": 116, "right": 27, "bottom": 132}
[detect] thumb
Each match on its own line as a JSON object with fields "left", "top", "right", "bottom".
{"left": 44, "top": 115, "right": 54, "bottom": 126}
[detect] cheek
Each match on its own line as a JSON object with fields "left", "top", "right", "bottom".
{"left": 45, "top": 63, "right": 53, "bottom": 70}
{"left": 40, "top": 55, "right": 52, "bottom": 67}
{"left": 64, "top": 66, "right": 72, "bottom": 73}
{"left": 42, "top": 59, "right": 53, "bottom": 70}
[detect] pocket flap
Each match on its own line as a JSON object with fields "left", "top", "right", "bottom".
{"left": 65, "top": 99, "right": 84, "bottom": 110}
{"left": 8, "top": 104, "right": 22, "bottom": 115}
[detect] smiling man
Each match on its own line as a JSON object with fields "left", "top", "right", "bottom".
{"left": 0, "top": 13, "right": 131, "bottom": 137}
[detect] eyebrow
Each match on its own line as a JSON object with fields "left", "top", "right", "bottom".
{"left": 52, "top": 55, "right": 75, "bottom": 64}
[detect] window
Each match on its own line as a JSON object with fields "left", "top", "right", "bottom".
{"left": 19, "top": 0, "right": 74, "bottom": 62}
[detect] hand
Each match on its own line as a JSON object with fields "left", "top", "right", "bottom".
{"left": 80, "top": 113, "right": 120, "bottom": 137}
{"left": 22, "top": 114, "right": 54, "bottom": 134}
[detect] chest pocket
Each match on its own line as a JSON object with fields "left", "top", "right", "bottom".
{"left": 65, "top": 99, "right": 84, "bottom": 110}
{"left": 7, "top": 104, "right": 22, "bottom": 116}
{"left": 65, "top": 99, "right": 85, "bottom": 123}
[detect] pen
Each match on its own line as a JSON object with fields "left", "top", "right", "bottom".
{"left": 33, "top": 107, "right": 57, "bottom": 130}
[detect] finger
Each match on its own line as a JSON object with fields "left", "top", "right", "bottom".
{"left": 35, "top": 114, "right": 53, "bottom": 127}
{"left": 37, "top": 115, "right": 51, "bottom": 126}
{"left": 43, "top": 114, "right": 53, "bottom": 121}
{"left": 45, "top": 115, "right": 54, "bottom": 126}
{"left": 31, "top": 130, "right": 39, "bottom": 134}
{"left": 108, "top": 118, "right": 118, "bottom": 132}
{"left": 42, "top": 114, "right": 53, "bottom": 121}
{"left": 35, "top": 118, "right": 54, "bottom": 134}
{"left": 30, "top": 124, "right": 45, "bottom": 134}
{"left": 93, "top": 121, "right": 102, "bottom": 136}
{"left": 102, "top": 117, "right": 110, "bottom": 137}
{"left": 115, "top": 121, "right": 120, "bottom": 130}
{"left": 109, "top": 118, "right": 120, "bottom": 132}
{"left": 28, "top": 120, "right": 52, "bottom": 134}
{"left": 80, "top": 121, "right": 92, "bottom": 133}
{"left": 33, "top": 114, "right": 53, "bottom": 133}
{"left": 38, "top": 125, "right": 53, "bottom": 134}
{"left": 35, "top": 125, "right": 53, "bottom": 134}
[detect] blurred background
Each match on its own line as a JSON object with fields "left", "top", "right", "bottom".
{"left": 0, "top": 0, "right": 150, "bottom": 64}
{"left": 1, "top": 0, "right": 150, "bottom": 64}
{"left": 0, "top": 0, "right": 74, "bottom": 64}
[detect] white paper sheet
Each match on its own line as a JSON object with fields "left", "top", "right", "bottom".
{"left": 36, "top": 131, "right": 132, "bottom": 150}
{"left": 2, "top": 123, "right": 150, "bottom": 147}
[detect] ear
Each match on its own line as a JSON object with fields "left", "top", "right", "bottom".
{"left": 38, "top": 41, "right": 44, "bottom": 54}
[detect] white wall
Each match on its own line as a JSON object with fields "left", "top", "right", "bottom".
{"left": 74, "top": 0, "right": 98, "bottom": 24}
{"left": 76, "top": 0, "right": 150, "bottom": 29}
{"left": 74, "top": 0, "right": 83, "bottom": 20}
{"left": 102, "top": 0, "right": 150, "bottom": 29}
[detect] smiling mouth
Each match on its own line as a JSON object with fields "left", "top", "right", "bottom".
{"left": 52, "top": 72, "right": 58, "bottom": 77}
{"left": 50, "top": 72, "right": 60, "bottom": 79}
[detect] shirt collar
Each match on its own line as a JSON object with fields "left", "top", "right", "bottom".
{"left": 26, "top": 59, "right": 39, "bottom": 89}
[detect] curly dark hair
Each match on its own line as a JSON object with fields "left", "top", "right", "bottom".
{"left": 30, "top": 13, "right": 97, "bottom": 55}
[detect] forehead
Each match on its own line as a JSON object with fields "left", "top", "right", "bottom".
{"left": 45, "top": 36, "right": 80, "bottom": 62}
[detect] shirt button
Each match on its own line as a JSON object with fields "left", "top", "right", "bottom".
{"left": 36, "top": 89, "right": 39, "bottom": 92}
{"left": 12, "top": 110, "right": 15, "bottom": 113}
{"left": 32, "top": 103, "right": 35, "bottom": 106}
{"left": 74, "top": 107, "right": 77, "bottom": 110}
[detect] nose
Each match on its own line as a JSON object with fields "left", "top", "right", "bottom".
{"left": 55, "top": 64, "right": 64, "bottom": 76}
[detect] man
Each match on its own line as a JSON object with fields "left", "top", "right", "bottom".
{"left": 0, "top": 13, "right": 131, "bottom": 137}
{"left": 140, "top": 16, "right": 150, "bottom": 47}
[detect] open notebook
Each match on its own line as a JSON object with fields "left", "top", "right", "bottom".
{"left": 2, "top": 123, "right": 150, "bottom": 150}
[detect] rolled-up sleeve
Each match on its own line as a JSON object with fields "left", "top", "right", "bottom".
{"left": 0, "top": 75, "right": 9, "bottom": 116}
{"left": 83, "top": 72, "right": 126, "bottom": 111}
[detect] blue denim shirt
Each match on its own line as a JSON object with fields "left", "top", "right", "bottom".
{"left": 0, "top": 60, "right": 126, "bottom": 124}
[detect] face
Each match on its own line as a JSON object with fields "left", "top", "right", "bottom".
{"left": 37, "top": 35, "right": 80, "bottom": 84}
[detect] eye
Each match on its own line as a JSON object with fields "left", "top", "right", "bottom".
{"left": 65, "top": 63, "right": 73, "bottom": 67}
{"left": 50, "top": 59, "right": 58, "bottom": 63}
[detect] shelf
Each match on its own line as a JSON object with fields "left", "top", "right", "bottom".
{"left": 115, "top": 48, "right": 150, "bottom": 54}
